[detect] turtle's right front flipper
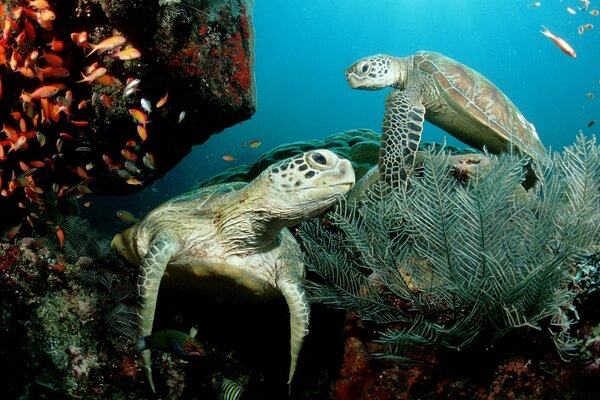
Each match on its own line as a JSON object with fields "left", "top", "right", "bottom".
{"left": 137, "top": 236, "right": 178, "bottom": 393}
{"left": 380, "top": 88, "right": 425, "bottom": 188}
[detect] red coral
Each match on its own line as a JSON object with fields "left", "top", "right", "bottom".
{"left": 0, "top": 246, "right": 20, "bottom": 271}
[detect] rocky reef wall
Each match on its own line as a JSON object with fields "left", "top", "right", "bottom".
{"left": 0, "top": 0, "right": 256, "bottom": 232}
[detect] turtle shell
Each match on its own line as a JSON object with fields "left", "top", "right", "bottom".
{"left": 413, "top": 51, "right": 545, "bottom": 157}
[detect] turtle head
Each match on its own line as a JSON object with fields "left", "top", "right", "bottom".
{"left": 345, "top": 54, "right": 407, "bottom": 90}
{"left": 256, "top": 149, "right": 355, "bottom": 226}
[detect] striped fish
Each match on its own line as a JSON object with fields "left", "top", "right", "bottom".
{"left": 216, "top": 378, "right": 244, "bottom": 400}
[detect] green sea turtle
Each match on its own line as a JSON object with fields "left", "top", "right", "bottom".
{"left": 111, "top": 149, "right": 355, "bottom": 392}
{"left": 345, "top": 50, "right": 545, "bottom": 187}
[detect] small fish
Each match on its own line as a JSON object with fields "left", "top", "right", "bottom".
{"left": 578, "top": 25, "right": 585, "bottom": 35}
{"left": 138, "top": 329, "right": 205, "bottom": 358}
{"left": 567, "top": 7, "right": 577, "bottom": 14}
{"left": 588, "top": 119, "right": 596, "bottom": 127}
{"left": 137, "top": 125, "right": 148, "bottom": 142}
{"left": 117, "top": 169, "right": 133, "bottom": 179}
{"left": 129, "top": 108, "right": 148, "bottom": 127}
{"left": 214, "top": 378, "right": 244, "bottom": 400}
{"left": 86, "top": 35, "right": 126, "bottom": 57}
{"left": 112, "top": 47, "right": 141, "bottom": 60}
{"left": 36, "top": 65, "right": 70, "bottom": 79}
{"left": 583, "top": 23, "right": 594, "bottom": 30}
{"left": 77, "top": 67, "right": 107, "bottom": 84}
{"left": 56, "top": 225, "right": 65, "bottom": 248}
{"left": 143, "top": 153, "right": 156, "bottom": 169}
{"left": 587, "top": 92, "right": 595, "bottom": 100}
{"left": 528, "top": 2, "right": 541, "bottom": 8}
{"left": 591, "top": 10, "right": 599, "bottom": 16}
{"left": 248, "top": 139, "right": 261, "bottom": 148}
{"left": 47, "top": 37, "right": 63, "bottom": 52}
{"left": 540, "top": 26, "right": 576, "bottom": 58}
{"left": 77, "top": 184, "right": 93, "bottom": 194}
{"left": 70, "top": 31, "right": 88, "bottom": 48}
{"left": 75, "top": 146, "right": 92, "bottom": 152}
{"left": 37, "top": 131, "right": 46, "bottom": 146}
{"left": 123, "top": 78, "right": 140, "bottom": 97}
{"left": 125, "top": 160, "right": 141, "bottom": 174}
{"left": 156, "top": 91, "right": 168, "bottom": 108}
{"left": 83, "top": 200, "right": 92, "bottom": 207}
{"left": 178, "top": 111, "right": 185, "bottom": 124}
{"left": 140, "top": 98, "right": 152, "bottom": 114}
{"left": 222, "top": 154, "right": 236, "bottom": 162}
{"left": 126, "top": 178, "right": 143, "bottom": 185}
{"left": 22, "top": 85, "right": 60, "bottom": 101}
{"left": 116, "top": 210, "right": 139, "bottom": 223}
{"left": 6, "top": 224, "right": 21, "bottom": 240}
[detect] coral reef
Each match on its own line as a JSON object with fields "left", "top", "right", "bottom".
{"left": 299, "top": 134, "right": 600, "bottom": 397}
{"left": 197, "top": 128, "right": 467, "bottom": 187}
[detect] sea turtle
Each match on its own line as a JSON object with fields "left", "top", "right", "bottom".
{"left": 111, "top": 149, "right": 355, "bottom": 392}
{"left": 345, "top": 50, "right": 546, "bottom": 187}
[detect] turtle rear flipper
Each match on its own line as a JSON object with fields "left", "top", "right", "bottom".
{"left": 138, "top": 237, "right": 179, "bottom": 393}
{"left": 381, "top": 88, "right": 425, "bottom": 187}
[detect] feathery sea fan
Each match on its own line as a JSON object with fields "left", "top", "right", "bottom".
{"left": 298, "top": 134, "right": 600, "bottom": 361}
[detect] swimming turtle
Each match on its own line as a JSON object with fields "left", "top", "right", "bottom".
{"left": 345, "top": 50, "right": 545, "bottom": 187}
{"left": 111, "top": 149, "right": 355, "bottom": 392}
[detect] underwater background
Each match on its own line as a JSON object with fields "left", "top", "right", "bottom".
{"left": 84, "top": 0, "right": 600, "bottom": 233}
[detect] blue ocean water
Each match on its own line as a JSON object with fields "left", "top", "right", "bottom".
{"left": 88, "top": 0, "right": 600, "bottom": 231}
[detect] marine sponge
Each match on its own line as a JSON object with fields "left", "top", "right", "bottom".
{"left": 299, "top": 134, "right": 600, "bottom": 361}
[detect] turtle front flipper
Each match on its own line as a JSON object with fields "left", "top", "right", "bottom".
{"left": 380, "top": 88, "right": 425, "bottom": 188}
{"left": 137, "top": 236, "right": 179, "bottom": 393}
{"left": 277, "top": 275, "right": 310, "bottom": 391}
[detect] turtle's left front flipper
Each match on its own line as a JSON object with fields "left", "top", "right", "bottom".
{"left": 137, "top": 236, "right": 179, "bottom": 393}
{"left": 278, "top": 274, "right": 310, "bottom": 391}
{"left": 380, "top": 88, "right": 425, "bottom": 187}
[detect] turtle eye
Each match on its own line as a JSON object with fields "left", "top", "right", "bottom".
{"left": 311, "top": 152, "right": 327, "bottom": 166}
{"left": 359, "top": 61, "right": 370, "bottom": 74}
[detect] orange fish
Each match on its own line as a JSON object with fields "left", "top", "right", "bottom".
{"left": 23, "top": 19, "right": 36, "bottom": 40}
{"left": 222, "top": 154, "right": 236, "bottom": 162}
{"left": 38, "top": 8, "right": 55, "bottom": 22}
{"left": 87, "top": 35, "right": 126, "bottom": 57}
{"left": 47, "top": 37, "right": 63, "bottom": 52}
{"left": 42, "top": 52, "right": 62, "bottom": 67}
{"left": 36, "top": 65, "right": 69, "bottom": 78}
{"left": 70, "top": 120, "right": 89, "bottom": 126}
{"left": 540, "top": 26, "right": 576, "bottom": 58}
{"left": 76, "top": 166, "right": 89, "bottom": 179}
{"left": 128, "top": 108, "right": 148, "bottom": 128}
{"left": 100, "top": 94, "right": 112, "bottom": 109}
{"left": 70, "top": 31, "right": 88, "bottom": 47}
{"left": 77, "top": 67, "right": 107, "bottom": 84}
{"left": 95, "top": 73, "right": 117, "bottom": 86}
{"left": 113, "top": 47, "right": 141, "bottom": 60}
{"left": 21, "top": 85, "right": 59, "bottom": 101}
{"left": 156, "top": 91, "right": 168, "bottom": 108}
{"left": 28, "top": 0, "right": 50, "bottom": 9}
{"left": 249, "top": 139, "right": 261, "bottom": 148}
{"left": 126, "top": 178, "right": 143, "bottom": 185}
{"left": 137, "top": 125, "right": 147, "bottom": 141}
{"left": 55, "top": 225, "right": 65, "bottom": 248}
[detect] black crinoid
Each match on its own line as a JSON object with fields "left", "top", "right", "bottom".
{"left": 59, "top": 215, "right": 113, "bottom": 261}
{"left": 298, "top": 134, "right": 600, "bottom": 362}
{"left": 158, "top": 0, "right": 251, "bottom": 27}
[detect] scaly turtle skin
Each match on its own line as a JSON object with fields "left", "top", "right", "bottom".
{"left": 111, "top": 149, "right": 355, "bottom": 392}
{"left": 345, "top": 51, "right": 545, "bottom": 187}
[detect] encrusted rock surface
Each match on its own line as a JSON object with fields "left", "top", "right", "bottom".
{"left": 0, "top": 0, "right": 256, "bottom": 231}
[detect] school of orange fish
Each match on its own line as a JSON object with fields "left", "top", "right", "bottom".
{"left": 0, "top": 1, "right": 165, "bottom": 244}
